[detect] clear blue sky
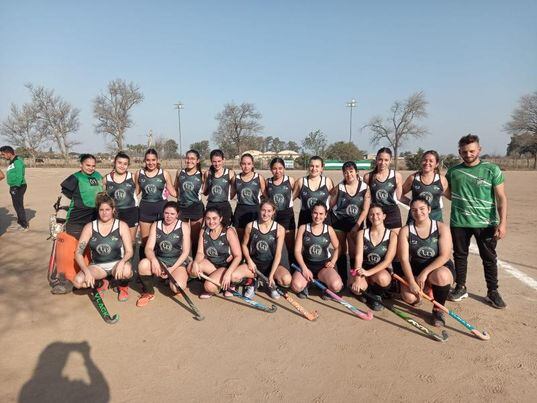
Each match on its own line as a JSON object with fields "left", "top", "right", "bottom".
{"left": 1, "top": 0, "right": 536, "bottom": 156}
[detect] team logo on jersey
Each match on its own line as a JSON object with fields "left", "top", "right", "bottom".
{"left": 346, "top": 204, "right": 360, "bottom": 218}
{"left": 376, "top": 189, "right": 389, "bottom": 201}
{"left": 159, "top": 240, "right": 173, "bottom": 252}
{"left": 114, "top": 189, "right": 126, "bottom": 200}
{"left": 211, "top": 185, "right": 223, "bottom": 195}
{"left": 367, "top": 253, "right": 381, "bottom": 265}
{"left": 241, "top": 188, "right": 253, "bottom": 200}
{"left": 206, "top": 246, "right": 218, "bottom": 257}
{"left": 89, "top": 178, "right": 99, "bottom": 186}
{"left": 145, "top": 184, "right": 157, "bottom": 194}
{"left": 419, "top": 191, "right": 433, "bottom": 203}
{"left": 417, "top": 246, "right": 435, "bottom": 258}
{"left": 273, "top": 193, "right": 285, "bottom": 208}
{"left": 309, "top": 244, "right": 323, "bottom": 256}
{"left": 256, "top": 240, "right": 270, "bottom": 253}
{"left": 182, "top": 182, "right": 195, "bottom": 192}
{"left": 307, "top": 197, "right": 319, "bottom": 208}
{"left": 96, "top": 244, "right": 112, "bottom": 255}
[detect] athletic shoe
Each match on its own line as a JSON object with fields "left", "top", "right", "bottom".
{"left": 50, "top": 279, "right": 73, "bottom": 295}
{"left": 199, "top": 292, "right": 213, "bottom": 299}
{"left": 431, "top": 310, "right": 446, "bottom": 327}
{"left": 270, "top": 289, "right": 280, "bottom": 299}
{"left": 366, "top": 294, "right": 384, "bottom": 311}
{"left": 117, "top": 286, "right": 129, "bottom": 302}
{"left": 486, "top": 290, "right": 507, "bottom": 309}
{"left": 297, "top": 287, "right": 309, "bottom": 299}
{"left": 355, "top": 294, "right": 367, "bottom": 304}
{"left": 136, "top": 293, "right": 155, "bottom": 307}
{"left": 18, "top": 225, "right": 29, "bottom": 232}
{"left": 244, "top": 285, "right": 256, "bottom": 299}
{"left": 448, "top": 284, "right": 468, "bottom": 302}
{"left": 96, "top": 279, "right": 109, "bottom": 293}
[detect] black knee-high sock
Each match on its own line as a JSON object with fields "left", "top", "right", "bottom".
{"left": 337, "top": 255, "right": 348, "bottom": 285}
{"left": 139, "top": 245, "right": 146, "bottom": 261}
{"left": 349, "top": 257, "right": 356, "bottom": 270}
{"left": 432, "top": 284, "right": 451, "bottom": 307}
{"left": 117, "top": 279, "right": 129, "bottom": 288}
{"left": 140, "top": 275, "right": 155, "bottom": 294}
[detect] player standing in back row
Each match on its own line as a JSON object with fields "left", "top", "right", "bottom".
{"left": 446, "top": 134, "right": 508, "bottom": 308}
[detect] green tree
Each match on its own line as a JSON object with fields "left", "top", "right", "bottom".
{"left": 441, "top": 154, "right": 460, "bottom": 170}
{"left": 324, "top": 141, "right": 365, "bottom": 161}
{"left": 162, "top": 139, "right": 179, "bottom": 159}
{"left": 404, "top": 148, "right": 425, "bottom": 171}
{"left": 286, "top": 141, "right": 300, "bottom": 152}
{"left": 302, "top": 129, "right": 327, "bottom": 156}
{"left": 271, "top": 137, "right": 285, "bottom": 153}
{"left": 190, "top": 140, "right": 210, "bottom": 160}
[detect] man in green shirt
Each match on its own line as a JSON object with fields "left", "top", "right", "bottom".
{"left": 445, "top": 134, "right": 508, "bottom": 308}
{"left": 1, "top": 146, "right": 29, "bottom": 231}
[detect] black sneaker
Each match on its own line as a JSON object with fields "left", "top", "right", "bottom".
{"left": 297, "top": 287, "right": 309, "bottom": 299}
{"left": 431, "top": 310, "right": 446, "bottom": 327}
{"left": 486, "top": 290, "right": 507, "bottom": 309}
{"left": 448, "top": 284, "right": 468, "bottom": 302}
{"left": 365, "top": 294, "right": 384, "bottom": 311}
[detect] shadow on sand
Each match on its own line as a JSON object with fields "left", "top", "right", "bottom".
{"left": 19, "top": 341, "right": 110, "bottom": 403}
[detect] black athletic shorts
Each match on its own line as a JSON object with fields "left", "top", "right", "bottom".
{"left": 295, "top": 259, "right": 330, "bottom": 276}
{"left": 139, "top": 199, "right": 167, "bottom": 223}
{"left": 331, "top": 215, "right": 362, "bottom": 232}
{"left": 206, "top": 201, "right": 232, "bottom": 227}
{"left": 275, "top": 207, "right": 296, "bottom": 230}
{"left": 298, "top": 209, "right": 332, "bottom": 227}
{"left": 393, "top": 259, "right": 455, "bottom": 278}
{"left": 233, "top": 204, "right": 259, "bottom": 229}
{"left": 118, "top": 206, "right": 139, "bottom": 228}
{"left": 180, "top": 202, "right": 204, "bottom": 221}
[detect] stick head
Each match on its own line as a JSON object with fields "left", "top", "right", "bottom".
{"left": 104, "top": 314, "right": 119, "bottom": 325}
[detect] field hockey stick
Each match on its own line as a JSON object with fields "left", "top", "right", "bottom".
{"left": 90, "top": 289, "right": 119, "bottom": 324}
{"left": 291, "top": 263, "right": 373, "bottom": 321}
{"left": 255, "top": 269, "right": 318, "bottom": 321}
{"left": 364, "top": 292, "right": 448, "bottom": 342}
{"left": 159, "top": 262, "right": 204, "bottom": 321}
{"left": 199, "top": 273, "right": 277, "bottom": 313}
{"left": 47, "top": 238, "right": 58, "bottom": 285}
{"left": 392, "top": 273, "right": 490, "bottom": 341}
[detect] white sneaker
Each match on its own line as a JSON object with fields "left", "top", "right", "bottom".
{"left": 270, "top": 289, "right": 281, "bottom": 299}
{"left": 244, "top": 286, "right": 256, "bottom": 299}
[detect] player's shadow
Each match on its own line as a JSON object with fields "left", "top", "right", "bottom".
{"left": 18, "top": 341, "right": 110, "bottom": 403}
{"left": 0, "top": 207, "right": 13, "bottom": 235}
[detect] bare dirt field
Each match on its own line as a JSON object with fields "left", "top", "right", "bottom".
{"left": 1, "top": 168, "right": 536, "bottom": 402}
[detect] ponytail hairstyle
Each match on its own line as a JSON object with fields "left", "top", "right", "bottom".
{"left": 95, "top": 191, "right": 116, "bottom": 215}
{"left": 309, "top": 155, "right": 324, "bottom": 167}
{"left": 342, "top": 160, "right": 358, "bottom": 172}
{"left": 270, "top": 157, "right": 285, "bottom": 169}
{"left": 419, "top": 150, "right": 441, "bottom": 175}
{"left": 259, "top": 199, "right": 277, "bottom": 220}
{"left": 144, "top": 148, "right": 160, "bottom": 170}
{"left": 186, "top": 149, "right": 202, "bottom": 172}
{"left": 209, "top": 149, "right": 225, "bottom": 174}
{"left": 410, "top": 195, "right": 431, "bottom": 209}
{"left": 80, "top": 153, "right": 96, "bottom": 164}
{"left": 368, "top": 147, "right": 392, "bottom": 186}
{"left": 240, "top": 153, "right": 255, "bottom": 173}
{"left": 163, "top": 200, "right": 180, "bottom": 215}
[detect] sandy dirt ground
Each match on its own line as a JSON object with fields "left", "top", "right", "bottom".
{"left": 1, "top": 168, "right": 536, "bottom": 402}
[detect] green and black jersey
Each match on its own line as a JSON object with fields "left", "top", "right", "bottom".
{"left": 61, "top": 171, "right": 103, "bottom": 225}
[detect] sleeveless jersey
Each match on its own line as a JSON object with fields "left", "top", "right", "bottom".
{"left": 267, "top": 175, "right": 293, "bottom": 211}
{"left": 138, "top": 169, "right": 166, "bottom": 203}
{"left": 362, "top": 228, "right": 391, "bottom": 269}
{"left": 302, "top": 224, "right": 331, "bottom": 262}
{"left": 331, "top": 180, "right": 368, "bottom": 222}
{"left": 409, "top": 220, "right": 440, "bottom": 266}
{"left": 89, "top": 219, "right": 123, "bottom": 264}
{"left": 105, "top": 172, "right": 136, "bottom": 209}
{"left": 155, "top": 220, "right": 184, "bottom": 263}
{"left": 177, "top": 169, "right": 202, "bottom": 207}
{"left": 203, "top": 227, "right": 231, "bottom": 267}
{"left": 446, "top": 161, "right": 504, "bottom": 228}
{"left": 249, "top": 220, "right": 278, "bottom": 262}
{"left": 370, "top": 169, "right": 398, "bottom": 207}
{"left": 300, "top": 176, "right": 330, "bottom": 211}
{"left": 207, "top": 169, "right": 231, "bottom": 203}
{"left": 235, "top": 172, "right": 261, "bottom": 206}
{"left": 411, "top": 173, "right": 443, "bottom": 220}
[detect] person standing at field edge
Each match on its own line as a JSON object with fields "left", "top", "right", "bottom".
{"left": 0, "top": 146, "right": 29, "bottom": 231}
{"left": 445, "top": 134, "right": 508, "bottom": 308}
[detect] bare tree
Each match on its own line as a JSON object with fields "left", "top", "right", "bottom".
{"left": 93, "top": 79, "right": 144, "bottom": 151}
{"left": 505, "top": 91, "right": 537, "bottom": 168}
{"left": 363, "top": 91, "right": 428, "bottom": 168}
{"left": 213, "top": 102, "right": 263, "bottom": 158}
{"left": 1, "top": 103, "right": 47, "bottom": 162}
{"left": 27, "top": 84, "right": 80, "bottom": 162}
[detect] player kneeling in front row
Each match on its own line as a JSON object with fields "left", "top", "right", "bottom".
{"left": 291, "top": 201, "right": 342, "bottom": 298}
{"left": 136, "top": 201, "right": 191, "bottom": 307}
{"left": 239, "top": 200, "right": 292, "bottom": 299}
{"left": 349, "top": 204, "right": 398, "bottom": 311}
{"left": 73, "top": 193, "right": 133, "bottom": 300}
{"left": 396, "top": 196, "right": 454, "bottom": 327}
